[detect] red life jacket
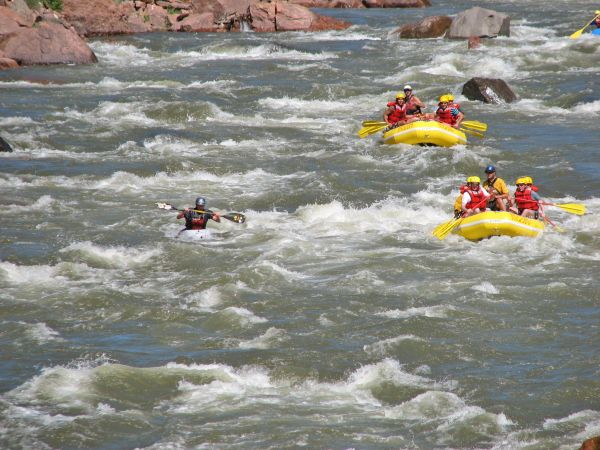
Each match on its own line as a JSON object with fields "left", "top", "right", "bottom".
{"left": 450, "top": 102, "right": 461, "bottom": 111}
{"left": 529, "top": 184, "right": 539, "bottom": 192}
{"left": 387, "top": 103, "right": 407, "bottom": 124}
{"left": 459, "top": 184, "right": 467, "bottom": 194}
{"left": 184, "top": 210, "right": 210, "bottom": 230}
{"left": 436, "top": 106, "right": 454, "bottom": 125}
{"left": 405, "top": 94, "right": 421, "bottom": 115}
{"left": 465, "top": 188, "right": 487, "bottom": 211}
{"left": 514, "top": 188, "right": 538, "bottom": 211}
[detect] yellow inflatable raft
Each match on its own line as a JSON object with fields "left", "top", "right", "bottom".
{"left": 453, "top": 211, "right": 545, "bottom": 241}
{"left": 382, "top": 120, "right": 467, "bottom": 147}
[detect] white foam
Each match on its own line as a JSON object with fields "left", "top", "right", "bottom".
{"left": 219, "top": 307, "right": 268, "bottom": 327}
{"left": 183, "top": 286, "right": 222, "bottom": 312}
{"left": 471, "top": 281, "right": 499, "bottom": 295}
{"left": 238, "top": 327, "right": 288, "bottom": 349}
{"left": 59, "top": 242, "right": 161, "bottom": 269}
{"left": 377, "top": 305, "right": 452, "bottom": 319}
{"left": 22, "top": 322, "right": 63, "bottom": 344}
{"left": 363, "top": 335, "right": 424, "bottom": 357}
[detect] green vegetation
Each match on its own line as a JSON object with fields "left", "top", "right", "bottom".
{"left": 43, "top": 0, "right": 63, "bottom": 11}
{"left": 27, "top": 0, "right": 63, "bottom": 11}
{"left": 143, "top": 14, "right": 150, "bottom": 23}
{"left": 25, "top": 0, "right": 42, "bottom": 9}
{"left": 167, "top": 7, "right": 182, "bottom": 15}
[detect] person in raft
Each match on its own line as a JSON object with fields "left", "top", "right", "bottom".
{"left": 435, "top": 95, "right": 464, "bottom": 129}
{"left": 460, "top": 176, "right": 491, "bottom": 218}
{"left": 177, "top": 196, "right": 220, "bottom": 230}
{"left": 445, "top": 93, "right": 462, "bottom": 114}
{"left": 482, "top": 164, "right": 512, "bottom": 211}
{"left": 383, "top": 92, "right": 418, "bottom": 126}
{"left": 591, "top": 11, "right": 600, "bottom": 29}
{"left": 510, "top": 177, "right": 545, "bottom": 220}
{"left": 402, "top": 85, "right": 426, "bottom": 116}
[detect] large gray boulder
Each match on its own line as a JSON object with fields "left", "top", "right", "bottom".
{"left": 462, "top": 77, "right": 517, "bottom": 104}
{"left": 447, "top": 6, "right": 510, "bottom": 39}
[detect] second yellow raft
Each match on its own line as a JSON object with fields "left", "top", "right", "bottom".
{"left": 453, "top": 211, "right": 545, "bottom": 241}
{"left": 383, "top": 120, "right": 467, "bottom": 147}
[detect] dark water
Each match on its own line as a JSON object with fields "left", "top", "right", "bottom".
{"left": 1, "top": 0, "right": 599, "bottom": 448}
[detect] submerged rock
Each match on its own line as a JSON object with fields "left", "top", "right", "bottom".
{"left": 0, "top": 136, "right": 13, "bottom": 152}
{"left": 581, "top": 436, "right": 600, "bottom": 450}
{"left": 462, "top": 77, "right": 517, "bottom": 104}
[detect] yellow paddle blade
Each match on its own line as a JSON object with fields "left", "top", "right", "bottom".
{"left": 569, "top": 29, "right": 584, "bottom": 39}
{"left": 432, "top": 217, "right": 463, "bottom": 240}
{"left": 461, "top": 120, "right": 488, "bottom": 131}
{"left": 362, "top": 120, "right": 388, "bottom": 127}
{"left": 569, "top": 14, "right": 599, "bottom": 39}
{"left": 358, "top": 124, "right": 387, "bottom": 138}
{"left": 459, "top": 127, "right": 484, "bottom": 138}
{"left": 555, "top": 203, "right": 586, "bottom": 215}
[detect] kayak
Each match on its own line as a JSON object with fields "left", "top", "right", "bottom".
{"left": 382, "top": 120, "right": 467, "bottom": 147}
{"left": 177, "top": 229, "right": 212, "bottom": 241}
{"left": 452, "top": 211, "right": 545, "bottom": 241}
{"left": 592, "top": 28, "right": 600, "bottom": 36}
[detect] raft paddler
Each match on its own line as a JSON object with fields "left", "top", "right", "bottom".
{"left": 510, "top": 177, "right": 545, "bottom": 220}
{"left": 435, "top": 95, "right": 464, "bottom": 129}
{"left": 461, "top": 176, "right": 491, "bottom": 217}
{"left": 177, "top": 196, "right": 220, "bottom": 230}
{"left": 402, "top": 85, "right": 425, "bottom": 116}
{"left": 482, "top": 165, "right": 511, "bottom": 211}
{"left": 383, "top": 92, "right": 418, "bottom": 126}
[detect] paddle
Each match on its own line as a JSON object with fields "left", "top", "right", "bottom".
{"left": 358, "top": 123, "right": 388, "bottom": 138}
{"left": 461, "top": 120, "right": 487, "bottom": 131}
{"left": 459, "top": 127, "right": 484, "bottom": 138}
{"left": 156, "top": 202, "right": 246, "bottom": 224}
{"left": 569, "top": 13, "right": 600, "bottom": 39}
{"left": 432, "top": 196, "right": 489, "bottom": 240}
{"left": 538, "top": 202, "right": 585, "bottom": 215}
{"left": 543, "top": 216, "right": 565, "bottom": 233}
{"left": 362, "top": 120, "right": 388, "bottom": 127}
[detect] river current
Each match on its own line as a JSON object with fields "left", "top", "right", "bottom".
{"left": 1, "top": 0, "right": 599, "bottom": 448}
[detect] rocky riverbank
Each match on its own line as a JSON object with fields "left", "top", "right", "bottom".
{"left": 0, "top": 0, "right": 430, "bottom": 70}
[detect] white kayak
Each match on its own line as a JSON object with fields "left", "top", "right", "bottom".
{"left": 176, "top": 229, "right": 212, "bottom": 241}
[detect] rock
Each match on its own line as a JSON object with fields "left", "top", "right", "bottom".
{"left": 0, "top": 21, "right": 97, "bottom": 65}
{"left": 61, "top": 0, "right": 133, "bottom": 36}
{"left": 5, "top": 0, "right": 37, "bottom": 25}
{"left": 462, "top": 77, "right": 517, "bottom": 104}
{"left": 0, "top": 6, "right": 30, "bottom": 37}
{"left": 468, "top": 35, "right": 481, "bottom": 49}
{"left": 0, "top": 56, "right": 18, "bottom": 68}
{"left": 447, "top": 6, "right": 510, "bottom": 39}
{"left": 173, "top": 11, "right": 216, "bottom": 31}
{"left": 145, "top": 4, "right": 171, "bottom": 31}
{"left": 249, "top": 1, "right": 350, "bottom": 32}
{"left": 249, "top": 2, "right": 275, "bottom": 32}
{"left": 580, "top": 436, "right": 600, "bottom": 450}
{"left": 363, "top": 0, "right": 430, "bottom": 7}
{"left": 289, "top": 0, "right": 364, "bottom": 7}
{"left": 0, "top": 136, "right": 13, "bottom": 152}
{"left": 394, "top": 15, "right": 452, "bottom": 38}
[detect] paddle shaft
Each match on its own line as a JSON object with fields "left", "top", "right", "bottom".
{"left": 157, "top": 203, "right": 245, "bottom": 223}
{"left": 570, "top": 14, "right": 600, "bottom": 39}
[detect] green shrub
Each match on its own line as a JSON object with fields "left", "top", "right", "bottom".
{"left": 43, "top": 0, "right": 63, "bottom": 11}
{"left": 167, "top": 7, "right": 182, "bottom": 15}
{"left": 25, "top": 0, "right": 42, "bottom": 9}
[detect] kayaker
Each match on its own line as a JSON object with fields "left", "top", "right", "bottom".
{"left": 177, "top": 196, "right": 220, "bottom": 230}
{"left": 591, "top": 11, "right": 600, "bottom": 29}
{"left": 435, "top": 95, "right": 464, "bottom": 129}
{"left": 403, "top": 85, "right": 425, "bottom": 116}
{"left": 383, "top": 92, "right": 417, "bottom": 126}
{"left": 510, "top": 177, "right": 545, "bottom": 220}
{"left": 482, "top": 165, "right": 511, "bottom": 211}
{"left": 461, "top": 176, "right": 491, "bottom": 217}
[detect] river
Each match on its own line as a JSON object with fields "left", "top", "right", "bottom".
{"left": 1, "top": 0, "right": 599, "bottom": 448}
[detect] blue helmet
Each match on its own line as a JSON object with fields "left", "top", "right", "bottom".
{"left": 484, "top": 165, "right": 496, "bottom": 174}
{"left": 195, "top": 197, "right": 206, "bottom": 207}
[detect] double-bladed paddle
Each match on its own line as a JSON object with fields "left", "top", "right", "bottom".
{"left": 569, "top": 13, "right": 600, "bottom": 39}
{"left": 156, "top": 202, "right": 246, "bottom": 223}
{"left": 539, "top": 202, "right": 585, "bottom": 215}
